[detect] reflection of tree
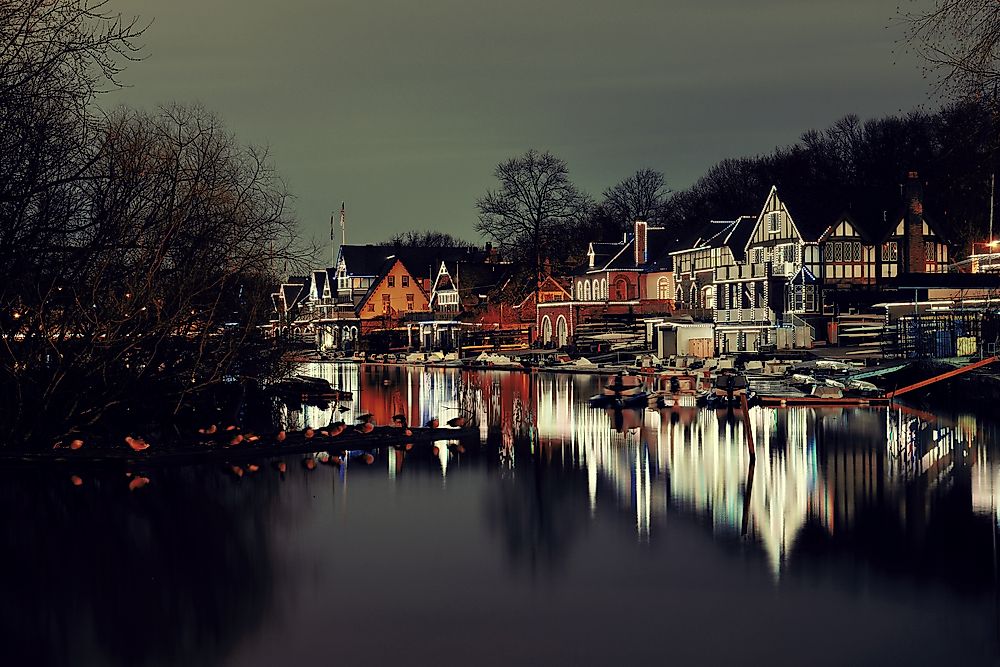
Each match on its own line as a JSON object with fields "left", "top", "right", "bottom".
{"left": 0, "top": 467, "right": 281, "bottom": 665}
{"left": 485, "top": 447, "right": 590, "bottom": 573}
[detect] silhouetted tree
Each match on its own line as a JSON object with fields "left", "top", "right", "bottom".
{"left": 476, "top": 150, "right": 591, "bottom": 290}
{"left": 901, "top": 0, "right": 1000, "bottom": 98}
{"left": 378, "top": 230, "right": 477, "bottom": 249}
{"left": 0, "top": 2, "right": 305, "bottom": 447}
{"left": 601, "top": 168, "right": 671, "bottom": 232}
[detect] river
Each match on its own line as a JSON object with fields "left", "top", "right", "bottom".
{"left": 2, "top": 363, "right": 999, "bottom": 666}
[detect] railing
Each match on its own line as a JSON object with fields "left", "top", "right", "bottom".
{"left": 714, "top": 264, "right": 767, "bottom": 281}
{"left": 782, "top": 312, "right": 815, "bottom": 348}
{"left": 714, "top": 307, "right": 772, "bottom": 324}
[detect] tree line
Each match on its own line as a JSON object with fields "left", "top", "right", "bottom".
{"left": 472, "top": 98, "right": 997, "bottom": 291}
{"left": 0, "top": 1, "right": 304, "bottom": 448}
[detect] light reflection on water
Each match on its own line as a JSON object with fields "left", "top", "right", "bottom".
{"left": 3, "top": 363, "right": 1000, "bottom": 666}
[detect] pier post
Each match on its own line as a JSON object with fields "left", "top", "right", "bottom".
{"left": 740, "top": 392, "right": 756, "bottom": 459}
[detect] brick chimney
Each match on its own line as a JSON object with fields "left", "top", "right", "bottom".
{"left": 634, "top": 220, "right": 648, "bottom": 266}
{"left": 903, "top": 171, "right": 926, "bottom": 273}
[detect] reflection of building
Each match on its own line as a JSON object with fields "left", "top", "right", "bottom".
{"left": 282, "top": 364, "right": 1000, "bottom": 580}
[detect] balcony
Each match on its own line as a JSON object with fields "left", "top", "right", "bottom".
{"left": 714, "top": 307, "right": 773, "bottom": 324}
{"left": 714, "top": 264, "right": 767, "bottom": 281}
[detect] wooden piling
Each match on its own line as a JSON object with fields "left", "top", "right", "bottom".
{"left": 740, "top": 392, "right": 755, "bottom": 459}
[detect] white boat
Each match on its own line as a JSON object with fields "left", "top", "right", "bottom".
{"left": 471, "top": 352, "right": 524, "bottom": 369}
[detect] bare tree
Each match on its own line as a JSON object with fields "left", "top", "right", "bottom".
{"left": 901, "top": 0, "right": 1000, "bottom": 98}
{"left": 476, "top": 150, "right": 590, "bottom": 292}
{"left": 602, "top": 168, "right": 671, "bottom": 231}
{"left": 378, "top": 230, "right": 477, "bottom": 249}
{"left": 0, "top": 2, "right": 305, "bottom": 448}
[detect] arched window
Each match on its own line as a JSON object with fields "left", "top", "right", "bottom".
{"left": 657, "top": 277, "right": 670, "bottom": 300}
{"left": 601, "top": 278, "right": 607, "bottom": 299}
{"left": 541, "top": 316, "right": 553, "bottom": 345}
{"left": 702, "top": 285, "right": 716, "bottom": 310}
{"left": 690, "top": 284, "right": 697, "bottom": 307}
{"left": 614, "top": 277, "right": 628, "bottom": 301}
{"left": 342, "top": 326, "right": 351, "bottom": 341}
{"left": 592, "top": 279, "right": 600, "bottom": 300}
{"left": 576, "top": 281, "right": 584, "bottom": 299}
{"left": 675, "top": 285, "right": 683, "bottom": 305}
{"left": 556, "top": 315, "right": 569, "bottom": 347}
{"left": 350, "top": 326, "right": 358, "bottom": 340}
{"left": 583, "top": 280, "right": 591, "bottom": 301}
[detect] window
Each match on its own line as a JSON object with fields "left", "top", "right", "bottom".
{"left": 388, "top": 275, "right": 395, "bottom": 287}
{"left": 788, "top": 284, "right": 816, "bottom": 312}
{"left": 657, "top": 277, "right": 671, "bottom": 300}
{"left": 751, "top": 247, "right": 766, "bottom": 265}
{"left": 368, "top": 303, "right": 374, "bottom": 312}
{"left": 702, "top": 285, "right": 715, "bottom": 310}
{"left": 768, "top": 211, "right": 782, "bottom": 233}
{"left": 402, "top": 275, "right": 409, "bottom": 287}
{"left": 881, "top": 241, "right": 898, "bottom": 262}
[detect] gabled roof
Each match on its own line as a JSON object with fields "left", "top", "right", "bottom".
{"left": 767, "top": 185, "right": 835, "bottom": 242}
{"left": 281, "top": 276, "right": 310, "bottom": 309}
{"left": 339, "top": 245, "right": 397, "bottom": 277}
{"left": 668, "top": 216, "right": 755, "bottom": 262}
{"left": 311, "top": 270, "right": 327, "bottom": 297}
{"left": 764, "top": 179, "right": 952, "bottom": 246}
{"left": 355, "top": 257, "right": 428, "bottom": 313}
{"left": 338, "top": 244, "right": 492, "bottom": 282}
{"left": 513, "top": 275, "right": 572, "bottom": 309}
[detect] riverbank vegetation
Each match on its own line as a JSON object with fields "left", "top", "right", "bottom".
{"left": 0, "top": 1, "right": 304, "bottom": 449}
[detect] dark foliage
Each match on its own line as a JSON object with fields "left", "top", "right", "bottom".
{"left": 0, "top": 2, "right": 304, "bottom": 448}
{"left": 663, "top": 101, "right": 998, "bottom": 253}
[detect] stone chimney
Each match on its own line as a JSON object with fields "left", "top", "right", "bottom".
{"left": 903, "top": 171, "right": 926, "bottom": 274}
{"left": 634, "top": 220, "right": 648, "bottom": 266}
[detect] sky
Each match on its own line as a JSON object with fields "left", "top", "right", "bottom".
{"left": 107, "top": 0, "right": 933, "bottom": 249}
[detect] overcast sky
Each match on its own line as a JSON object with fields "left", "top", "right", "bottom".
{"left": 108, "top": 0, "right": 932, "bottom": 248}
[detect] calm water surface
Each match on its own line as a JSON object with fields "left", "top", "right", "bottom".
{"left": 3, "top": 364, "right": 1000, "bottom": 666}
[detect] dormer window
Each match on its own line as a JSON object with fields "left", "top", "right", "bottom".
{"left": 588, "top": 251, "right": 595, "bottom": 268}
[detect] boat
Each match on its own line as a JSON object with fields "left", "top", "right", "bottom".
{"left": 705, "top": 372, "right": 756, "bottom": 408}
{"left": 589, "top": 373, "right": 649, "bottom": 408}
{"left": 467, "top": 352, "right": 525, "bottom": 370}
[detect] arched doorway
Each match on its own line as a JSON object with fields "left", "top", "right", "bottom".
{"left": 556, "top": 315, "right": 568, "bottom": 347}
{"left": 541, "top": 315, "right": 553, "bottom": 345}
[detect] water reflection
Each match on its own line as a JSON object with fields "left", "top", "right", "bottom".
{"left": 5, "top": 363, "right": 1000, "bottom": 665}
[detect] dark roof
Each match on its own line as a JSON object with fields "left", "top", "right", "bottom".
{"left": 312, "top": 269, "right": 327, "bottom": 296}
{"left": 393, "top": 246, "right": 488, "bottom": 282}
{"left": 605, "top": 240, "right": 636, "bottom": 270}
{"left": 339, "top": 245, "right": 396, "bottom": 277}
{"left": 644, "top": 227, "right": 676, "bottom": 269}
{"left": 721, "top": 216, "right": 756, "bottom": 261}
{"left": 670, "top": 216, "right": 755, "bottom": 261}
{"left": 776, "top": 179, "right": 952, "bottom": 246}
{"left": 339, "top": 244, "right": 487, "bottom": 280}
{"left": 772, "top": 186, "right": 840, "bottom": 242}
